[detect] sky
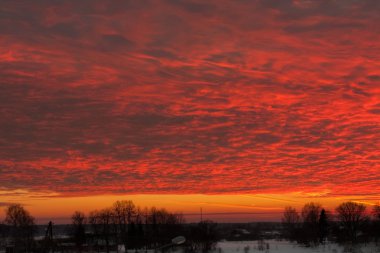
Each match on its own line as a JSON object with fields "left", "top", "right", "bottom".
{"left": 0, "top": 0, "right": 379, "bottom": 223}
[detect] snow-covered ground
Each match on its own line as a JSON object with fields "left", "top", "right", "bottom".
{"left": 213, "top": 240, "right": 380, "bottom": 253}
{"left": 147, "top": 240, "right": 380, "bottom": 253}
{"left": 2, "top": 240, "right": 379, "bottom": 253}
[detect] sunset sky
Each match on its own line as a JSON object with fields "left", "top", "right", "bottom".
{"left": 0, "top": 0, "right": 379, "bottom": 223}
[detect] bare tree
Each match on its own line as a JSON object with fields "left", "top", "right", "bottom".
{"left": 336, "top": 201, "right": 367, "bottom": 241}
{"left": 372, "top": 204, "right": 380, "bottom": 240}
{"left": 302, "top": 202, "right": 322, "bottom": 225}
{"left": 318, "top": 209, "right": 329, "bottom": 243}
{"left": 71, "top": 211, "right": 86, "bottom": 252}
{"left": 112, "top": 200, "right": 136, "bottom": 250}
{"left": 89, "top": 209, "right": 115, "bottom": 253}
{"left": 283, "top": 206, "right": 300, "bottom": 225}
{"left": 4, "top": 204, "right": 35, "bottom": 252}
{"left": 301, "top": 202, "right": 322, "bottom": 243}
{"left": 129, "top": 206, "right": 147, "bottom": 250}
{"left": 88, "top": 211, "right": 100, "bottom": 251}
{"left": 373, "top": 204, "right": 380, "bottom": 221}
{"left": 149, "top": 207, "right": 159, "bottom": 248}
{"left": 282, "top": 206, "right": 300, "bottom": 239}
{"left": 145, "top": 207, "right": 186, "bottom": 248}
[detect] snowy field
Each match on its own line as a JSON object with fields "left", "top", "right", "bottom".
{"left": 1, "top": 240, "right": 379, "bottom": 253}
{"left": 211, "top": 240, "right": 380, "bottom": 253}
{"left": 128, "top": 240, "right": 380, "bottom": 253}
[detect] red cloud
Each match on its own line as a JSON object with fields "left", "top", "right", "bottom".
{"left": 0, "top": 0, "right": 379, "bottom": 198}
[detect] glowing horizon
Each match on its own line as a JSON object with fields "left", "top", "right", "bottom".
{"left": 1, "top": 191, "right": 378, "bottom": 224}
{"left": 0, "top": 0, "right": 379, "bottom": 223}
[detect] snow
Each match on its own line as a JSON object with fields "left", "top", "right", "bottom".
{"left": 213, "top": 240, "right": 379, "bottom": 253}
{"left": 2, "top": 240, "right": 379, "bottom": 253}
{"left": 142, "top": 240, "right": 379, "bottom": 253}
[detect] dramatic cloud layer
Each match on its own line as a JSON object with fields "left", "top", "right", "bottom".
{"left": 1, "top": 0, "right": 379, "bottom": 199}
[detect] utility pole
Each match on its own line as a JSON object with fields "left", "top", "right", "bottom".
{"left": 200, "top": 208, "right": 203, "bottom": 222}
{"left": 44, "top": 221, "right": 54, "bottom": 253}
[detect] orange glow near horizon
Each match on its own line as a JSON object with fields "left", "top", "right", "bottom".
{"left": 1, "top": 191, "right": 379, "bottom": 224}
{"left": 0, "top": 0, "right": 379, "bottom": 223}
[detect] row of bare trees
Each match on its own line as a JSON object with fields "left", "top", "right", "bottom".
{"left": 0, "top": 201, "right": 219, "bottom": 253}
{"left": 0, "top": 202, "right": 185, "bottom": 253}
{"left": 71, "top": 200, "right": 185, "bottom": 253}
{"left": 9, "top": 200, "right": 379, "bottom": 251}
{"left": 282, "top": 201, "right": 380, "bottom": 244}
{"left": 72, "top": 201, "right": 219, "bottom": 253}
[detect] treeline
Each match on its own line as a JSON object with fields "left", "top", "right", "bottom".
{"left": 282, "top": 201, "right": 380, "bottom": 245}
{"left": 0, "top": 201, "right": 219, "bottom": 253}
{"left": 74, "top": 200, "right": 186, "bottom": 252}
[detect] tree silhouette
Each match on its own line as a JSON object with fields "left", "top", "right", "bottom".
{"left": 373, "top": 204, "right": 380, "bottom": 221}
{"left": 372, "top": 204, "right": 380, "bottom": 241}
{"left": 336, "top": 201, "right": 367, "bottom": 241}
{"left": 71, "top": 211, "right": 87, "bottom": 252}
{"left": 282, "top": 206, "right": 300, "bottom": 239}
{"left": 89, "top": 208, "right": 115, "bottom": 253}
{"left": 112, "top": 200, "right": 136, "bottom": 250}
{"left": 318, "top": 209, "right": 328, "bottom": 243}
{"left": 4, "top": 204, "right": 35, "bottom": 253}
{"left": 301, "top": 202, "right": 322, "bottom": 243}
